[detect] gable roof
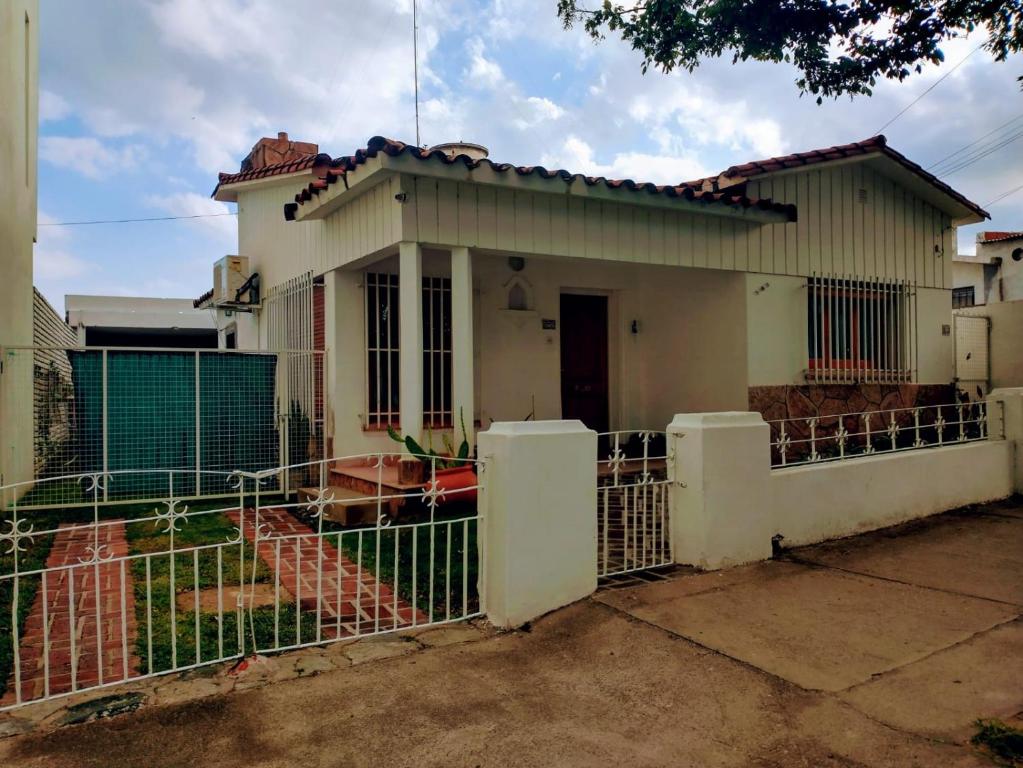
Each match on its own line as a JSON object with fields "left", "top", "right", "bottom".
{"left": 712, "top": 135, "right": 988, "bottom": 221}
{"left": 282, "top": 136, "right": 797, "bottom": 222}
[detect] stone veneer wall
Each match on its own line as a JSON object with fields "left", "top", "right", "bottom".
{"left": 750, "top": 383, "right": 959, "bottom": 464}
{"left": 749, "top": 383, "right": 957, "bottom": 424}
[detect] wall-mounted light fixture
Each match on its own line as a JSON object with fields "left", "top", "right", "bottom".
{"left": 753, "top": 281, "right": 770, "bottom": 295}
{"left": 394, "top": 192, "right": 408, "bottom": 203}
{"left": 631, "top": 319, "right": 640, "bottom": 334}
{"left": 508, "top": 256, "right": 525, "bottom": 272}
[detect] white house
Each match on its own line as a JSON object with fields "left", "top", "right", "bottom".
{"left": 205, "top": 132, "right": 987, "bottom": 462}
{"left": 953, "top": 231, "right": 1023, "bottom": 307}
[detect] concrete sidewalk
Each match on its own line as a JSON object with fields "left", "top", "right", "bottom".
{"left": 1, "top": 499, "right": 1020, "bottom": 767}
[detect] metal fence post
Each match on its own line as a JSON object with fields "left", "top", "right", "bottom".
{"left": 102, "top": 349, "right": 109, "bottom": 502}
{"left": 195, "top": 351, "right": 201, "bottom": 496}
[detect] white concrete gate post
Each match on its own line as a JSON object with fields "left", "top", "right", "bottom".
{"left": 667, "top": 412, "right": 774, "bottom": 570}
{"left": 477, "top": 420, "right": 597, "bottom": 628}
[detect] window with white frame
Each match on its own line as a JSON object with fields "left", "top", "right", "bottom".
{"left": 365, "top": 273, "right": 452, "bottom": 428}
{"left": 807, "top": 274, "right": 916, "bottom": 383}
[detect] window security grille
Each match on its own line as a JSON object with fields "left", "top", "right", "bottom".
{"left": 365, "top": 273, "right": 452, "bottom": 428}
{"left": 807, "top": 274, "right": 917, "bottom": 384}
{"left": 952, "top": 286, "right": 976, "bottom": 309}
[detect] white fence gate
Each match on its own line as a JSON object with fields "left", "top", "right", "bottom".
{"left": 0, "top": 454, "right": 484, "bottom": 711}
{"left": 596, "top": 431, "right": 673, "bottom": 578}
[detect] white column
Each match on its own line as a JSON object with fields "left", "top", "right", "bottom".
{"left": 399, "top": 242, "right": 423, "bottom": 447}
{"left": 668, "top": 412, "right": 773, "bottom": 569}
{"left": 477, "top": 420, "right": 597, "bottom": 628}
{"left": 451, "top": 247, "right": 474, "bottom": 449}
{"left": 989, "top": 388, "right": 1023, "bottom": 493}
{"left": 325, "top": 268, "right": 364, "bottom": 457}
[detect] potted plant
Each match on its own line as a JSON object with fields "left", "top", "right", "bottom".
{"left": 387, "top": 409, "right": 477, "bottom": 503}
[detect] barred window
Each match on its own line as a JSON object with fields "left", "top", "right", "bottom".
{"left": 952, "top": 286, "right": 975, "bottom": 309}
{"left": 365, "top": 273, "right": 452, "bottom": 428}
{"left": 807, "top": 275, "right": 916, "bottom": 383}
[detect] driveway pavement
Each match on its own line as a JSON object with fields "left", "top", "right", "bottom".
{"left": 1, "top": 498, "right": 1020, "bottom": 767}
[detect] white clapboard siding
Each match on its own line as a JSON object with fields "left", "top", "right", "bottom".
{"left": 238, "top": 174, "right": 403, "bottom": 290}
{"left": 239, "top": 161, "right": 956, "bottom": 294}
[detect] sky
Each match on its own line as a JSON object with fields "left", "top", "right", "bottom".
{"left": 34, "top": 0, "right": 1023, "bottom": 311}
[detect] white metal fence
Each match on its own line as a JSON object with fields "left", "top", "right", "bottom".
{"left": 597, "top": 431, "right": 673, "bottom": 578}
{"left": 0, "top": 453, "right": 483, "bottom": 711}
{"left": 768, "top": 401, "right": 999, "bottom": 468}
{"left": 0, "top": 345, "right": 325, "bottom": 509}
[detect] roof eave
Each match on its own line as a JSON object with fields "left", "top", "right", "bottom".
{"left": 725, "top": 149, "right": 987, "bottom": 224}
{"left": 375, "top": 153, "right": 793, "bottom": 224}
{"left": 213, "top": 168, "right": 318, "bottom": 203}
{"left": 289, "top": 157, "right": 389, "bottom": 222}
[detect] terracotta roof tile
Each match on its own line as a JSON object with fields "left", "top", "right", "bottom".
{"left": 283, "top": 136, "right": 797, "bottom": 222}
{"left": 213, "top": 154, "right": 319, "bottom": 196}
{"left": 718, "top": 135, "right": 988, "bottom": 219}
{"left": 979, "top": 231, "right": 1023, "bottom": 243}
{"left": 193, "top": 288, "right": 214, "bottom": 309}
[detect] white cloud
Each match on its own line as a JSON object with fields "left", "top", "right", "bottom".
{"left": 39, "top": 90, "right": 71, "bottom": 122}
{"left": 466, "top": 37, "right": 505, "bottom": 89}
{"left": 39, "top": 136, "right": 148, "bottom": 179}
{"left": 512, "top": 96, "right": 566, "bottom": 129}
{"left": 541, "top": 135, "right": 711, "bottom": 184}
{"left": 146, "top": 193, "right": 238, "bottom": 242}
{"left": 34, "top": 211, "right": 90, "bottom": 286}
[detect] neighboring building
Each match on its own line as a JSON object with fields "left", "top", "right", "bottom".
{"left": 952, "top": 231, "right": 1023, "bottom": 307}
{"left": 952, "top": 231, "right": 1023, "bottom": 392}
{"left": 31, "top": 289, "right": 76, "bottom": 475}
{"left": 0, "top": 0, "right": 39, "bottom": 489}
{"left": 65, "top": 295, "right": 218, "bottom": 348}
{"left": 204, "top": 133, "right": 987, "bottom": 459}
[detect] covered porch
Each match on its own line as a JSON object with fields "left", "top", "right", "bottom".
{"left": 323, "top": 242, "right": 751, "bottom": 469}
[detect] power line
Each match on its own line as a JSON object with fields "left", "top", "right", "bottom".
{"left": 927, "top": 113, "right": 1023, "bottom": 172}
{"left": 39, "top": 212, "right": 238, "bottom": 227}
{"left": 986, "top": 184, "right": 1023, "bottom": 210}
{"left": 937, "top": 128, "right": 1023, "bottom": 176}
{"left": 875, "top": 44, "right": 982, "bottom": 134}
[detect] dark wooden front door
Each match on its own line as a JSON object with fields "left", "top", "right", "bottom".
{"left": 560, "top": 293, "right": 609, "bottom": 433}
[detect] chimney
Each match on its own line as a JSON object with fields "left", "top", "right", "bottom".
{"left": 240, "top": 131, "right": 319, "bottom": 172}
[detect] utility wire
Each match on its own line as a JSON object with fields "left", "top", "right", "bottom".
{"left": 40, "top": 212, "right": 238, "bottom": 227}
{"left": 984, "top": 182, "right": 1023, "bottom": 208}
{"left": 874, "top": 44, "right": 982, "bottom": 134}
{"left": 926, "top": 113, "right": 1023, "bottom": 171}
{"left": 937, "top": 128, "right": 1023, "bottom": 176}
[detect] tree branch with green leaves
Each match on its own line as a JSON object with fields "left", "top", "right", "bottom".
{"left": 557, "top": 0, "right": 1023, "bottom": 101}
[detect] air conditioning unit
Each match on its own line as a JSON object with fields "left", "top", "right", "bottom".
{"left": 213, "top": 256, "right": 248, "bottom": 305}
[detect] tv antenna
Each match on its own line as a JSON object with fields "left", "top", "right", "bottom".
{"left": 413, "top": 0, "right": 421, "bottom": 146}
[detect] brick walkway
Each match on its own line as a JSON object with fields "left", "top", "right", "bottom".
{"left": 2, "top": 522, "right": 137, "bottom": 705}
{"left": 226, "top": 508, "right": 426, "bottom": 641}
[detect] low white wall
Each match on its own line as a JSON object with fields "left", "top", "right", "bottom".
{"left": 670, "top": 405, "right": 1018, "bottom": 569}
{"left": 771, "top": 441, "right": 1013, "bottom": 548}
